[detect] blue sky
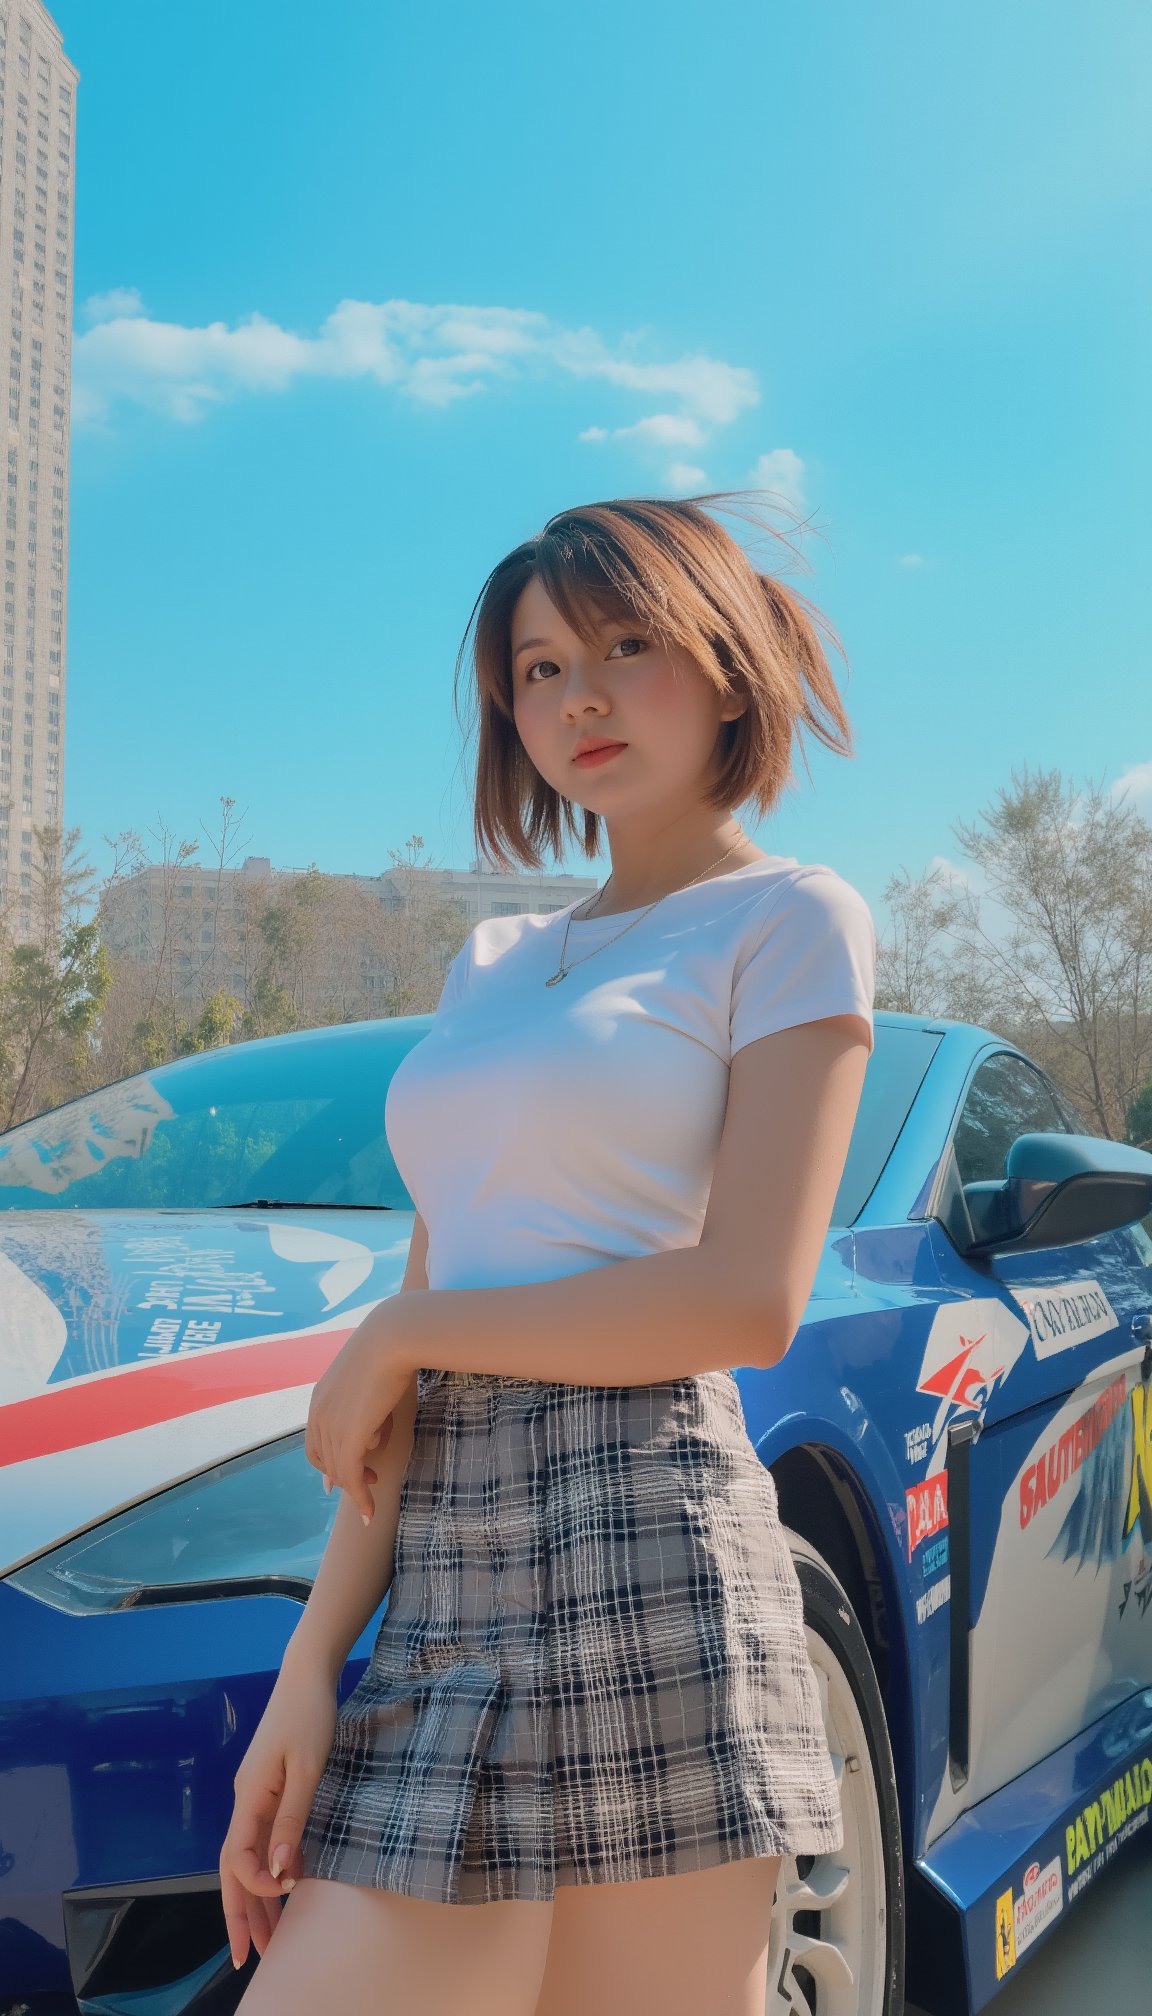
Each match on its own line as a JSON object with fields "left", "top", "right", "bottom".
{"left": 51, "top": 0, "right": 1150, "bottom": 924}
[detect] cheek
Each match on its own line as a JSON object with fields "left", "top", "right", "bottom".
{"left": 511, "top": 689, "right": 554, "bottom": 761}
{"left": 639, "top": 662, "right": 716, "bottom": 743}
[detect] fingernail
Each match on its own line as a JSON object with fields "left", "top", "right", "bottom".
{"left": 281, "top": 1876, "right": 296, "bottom": 1891}
{"left": 323, "top": 1475, "right": 332, "bottom": 1494}
{"left": 271, "top": 1843, "right": 290, "bottom": 1876}
{"left": 361, "top": 1513, "right": 371, "bottom": 1527}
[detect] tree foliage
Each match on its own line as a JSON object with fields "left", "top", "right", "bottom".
{"left": 0, "top": 804, "right": 467, "bottom": 1129}
{"left": 874, "top": 764, "right": 1152, "bottom": 1142}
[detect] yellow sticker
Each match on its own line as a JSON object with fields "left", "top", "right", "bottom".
{"left": 995, "top": 1889, "right": 1017, "bottom": 1979}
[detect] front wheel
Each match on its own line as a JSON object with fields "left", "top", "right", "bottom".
{"left": 763, "top": 1529, "right": 905, "bottom": 2016}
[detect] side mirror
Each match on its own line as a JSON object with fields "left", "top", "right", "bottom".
{"left": 952, "top": 1133, "right": 1152, "bottom": 1259}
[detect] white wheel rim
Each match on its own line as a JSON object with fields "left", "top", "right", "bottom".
{"left": 763, "top": 1621, "right": 889, "bottom": 2016}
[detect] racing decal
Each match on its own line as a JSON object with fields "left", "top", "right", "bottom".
{"left": 915, "top": 1300, "right": 1031, "bottom": 1475}
{"left": 994, "top": 1891, "right": 1015, "bottom": 1980}
{"left": 1064, "top": 1753, "right": 1152, "bottom": 1898}
{"left": 0, "top": 1247, "right": 67, "bottom": 1406}
{"left": 1006, "top": 1279, "right": 1119, "bottom": 1361}
{"left": 1118, "top": 1561, "right": 1152, "bottom": 1621}
{"left": 921, "top": 1534, "right": 949, "bottom": 1579}
{"left": 905, "top": 1472, "right": 948, "bottom": 1561}
{"left": 0, "top": 1223, "right": 405, "bottom": 1466}
{"left": 904, "top": 1420, "right": 932, "bottom": 1465}
{"left": 1018, "top": 1374, "right": 1127, "bottom": 1529}
{"left": 1043, "top": 1364, "right": 1152, "bottom": 1619}
{"left": 994, "top": 1857, "right": 1064, "bottom": 1979}
{"left": 915, "top": 1573, "right": 950, "bottom": 1624}
{"left": 1127, "top": 1373, "right": 1152, "bottom": 1544}
{"left": 1, "top": 1324, "right": 354, "bottom": 1468}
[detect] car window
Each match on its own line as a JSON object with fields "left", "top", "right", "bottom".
{"left": 952, "top": 1050, "right": 1071, "bottom": 1186}
{"left": 832, "top": 1023, "right": 943, "bottom": 1223}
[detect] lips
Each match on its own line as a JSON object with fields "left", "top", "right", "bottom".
{"left": 572, "top": 740, "right": 627, "bottom": 764}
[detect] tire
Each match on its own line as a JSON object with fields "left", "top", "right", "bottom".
{"left": 761, "top": 1528, "right": 906, "bottom": 2016}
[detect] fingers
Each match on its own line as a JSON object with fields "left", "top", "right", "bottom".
{"left": 267, "top": 1773, "right": 318, "bottom": 1884}
{"left": 328, "top": 1458, "right": 378, "bottom": 1525}
{"left": 220, "top": 1862, "right": 251, "bottom": 1972}
{"left": 248, "top": 1886, "right": 283, "bottom": 1959}
{"left": 232, "top": 1837, "right": 290, "bottom": 1897}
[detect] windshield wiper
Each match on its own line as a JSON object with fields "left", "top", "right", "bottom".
{"left": 221, "top": 1199, "right": 395, "bottom": 1211}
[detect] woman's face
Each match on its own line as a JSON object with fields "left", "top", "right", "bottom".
{"left": 509, "top": 576, "right": 743, "bottom": 815}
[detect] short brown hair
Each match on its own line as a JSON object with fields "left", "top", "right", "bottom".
{"left": 453, "top": 490, "right": 856, "bottom": 872}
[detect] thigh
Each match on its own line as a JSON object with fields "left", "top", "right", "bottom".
{"left": 534, "top": 1854, "right": 783, "bottom": 2016}
{"left": 235, "top": 1874, "right": 554, "bottom": 2016}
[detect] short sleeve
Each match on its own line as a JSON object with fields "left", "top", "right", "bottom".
{"left": 729, "top": 866, "right": 876, "bottom": 1059}
{"left": 434, "top": 932, "right": 473, "bottom": 1017}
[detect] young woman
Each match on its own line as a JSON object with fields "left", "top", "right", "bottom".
{"left": 220, "top": 492, "right": 876, "bottom": 2016}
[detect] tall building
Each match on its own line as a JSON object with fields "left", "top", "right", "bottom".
{"left": 0, "top": 1, "right": 77, "bottom": 939}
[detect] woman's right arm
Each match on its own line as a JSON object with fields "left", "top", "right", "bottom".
{"left": 276, "top": 1209, "right": 429, "bottom": 1690}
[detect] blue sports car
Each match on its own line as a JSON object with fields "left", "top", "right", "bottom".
{"left": 1, "top": 1009, "right": 1151, "bottom": 2016}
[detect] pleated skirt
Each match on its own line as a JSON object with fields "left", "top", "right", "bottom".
{"left": 297, "top": 1364, "right": 844, "bottom": 1905}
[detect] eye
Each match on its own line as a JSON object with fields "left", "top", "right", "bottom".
{"left": 521, "top": 636, "right": 647, "bottom": 682}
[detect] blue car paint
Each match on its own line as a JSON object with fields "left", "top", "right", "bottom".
{"left": 1, "top": 1008, "right": 1151, "bottom": 2014}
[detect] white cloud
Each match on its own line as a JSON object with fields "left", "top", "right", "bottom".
{"left": 924, "top": 853, "right": 975, "bottom": 888}
{"left": 747, "top": 448, "right": 806, "bottom": 512}
{"left": 80, "top": 286, "right": 148, "bottom": 324}
{"left": 898, "top": 552, "right": 927, "bottom": 568}
{"left": 667, "top": 462, "right": 711, "bottom": 492}
{"left": 72, "top": 292, "right": 763, "bottom": 487}
{"left": 1109, "top": 761, "right": 1152, "bottom": 814}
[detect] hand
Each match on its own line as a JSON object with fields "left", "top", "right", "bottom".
{"left": 219, "top": 1666, "right": 338, "bottom": 1968}
{"left": 305, "top": 1301, "right": 417, "bottom": 1523}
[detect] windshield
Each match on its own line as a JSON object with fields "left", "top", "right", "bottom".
{"left": 0, "top": 1023, "right": 419, "bottom": 1212}
{"left": 0, "top": 1016, "right": 935, "bottom": 1222}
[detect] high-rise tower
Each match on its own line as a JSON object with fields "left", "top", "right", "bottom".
{"left": 0, "top": 1, "right": 77, "bottom": 940}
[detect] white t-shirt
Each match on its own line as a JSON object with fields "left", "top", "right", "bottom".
{"left": 384, "top": 855, "right": 876, "bottom": 1295}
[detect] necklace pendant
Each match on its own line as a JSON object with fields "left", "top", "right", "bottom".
{"left": 545, "top": 967, "right": 568, "bottom": 986}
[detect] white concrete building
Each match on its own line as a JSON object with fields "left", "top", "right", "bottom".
{"left": 0, "top": 0, "right": 77, "bottom": 939}
{"left": 98, "top": 855, "right": 602, "bottom": 1006}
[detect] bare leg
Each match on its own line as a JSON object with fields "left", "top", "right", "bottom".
{"left": 234, "top": 1873, "right": 554, "bottom": 2016}
{"left": 533, "top": 1853, "right": 783, "bottom": 2016}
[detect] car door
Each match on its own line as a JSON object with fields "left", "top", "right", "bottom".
{"left": 919, "top": 1047, "right": 1152, "bottom": 1830}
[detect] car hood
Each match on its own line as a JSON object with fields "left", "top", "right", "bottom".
{"left": 0, "top": 1208, "right": 413, "bottom": 1576}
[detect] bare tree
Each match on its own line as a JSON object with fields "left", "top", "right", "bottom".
{"left": 881, "top": 766, "right": 1152, "bottom": 1140}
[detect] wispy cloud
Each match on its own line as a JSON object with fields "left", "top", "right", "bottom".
{"left": 747, "top": 448, "right": 806, "bottom": 513}
{"left": 80, "top": 285, "right": 148, "bottom": 323}
{"left": 1110, "top": 760, "right": 1152, "bottom": 814}
{"left": 897, "top": 552, "right": 927, "bottom": 568}
{"left": 73, "top": 290, "right": 772, "bottom": 486}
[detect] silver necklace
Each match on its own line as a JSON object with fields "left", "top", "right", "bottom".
{"left": 544, "top": 832, "right": 751, "bottom": 987}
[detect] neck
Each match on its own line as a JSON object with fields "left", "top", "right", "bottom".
{"left": 585, "top": 820, "right": 752, "bottom": 914}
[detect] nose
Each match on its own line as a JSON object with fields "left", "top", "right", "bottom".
{"left": 559, "top": 661, "right": 612, "bottom": 714}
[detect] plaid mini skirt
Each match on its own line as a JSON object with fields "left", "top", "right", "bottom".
{"left": 297, "top": 1364, "right": 844, "bottom": 1905}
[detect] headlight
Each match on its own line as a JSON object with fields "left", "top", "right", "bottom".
{"left": 7, "top": 1432, "right": 337, "bottom": 1614}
